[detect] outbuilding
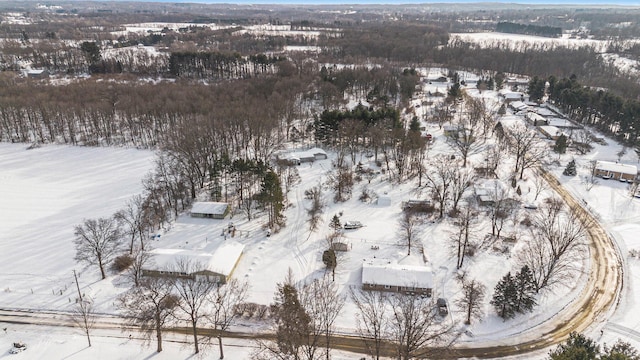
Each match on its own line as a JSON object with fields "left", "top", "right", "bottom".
{"left": 190, "top": 202, "right": 229, "bottom": 219}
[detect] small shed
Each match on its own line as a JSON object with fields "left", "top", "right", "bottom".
{"left": 538, "top": 125, "right": 563, "bottom": 140}
{"left": 377, "top": 195, "right": 391, "bottom": 206}
{"left": 361, "top": 259, "right": 433, "bottom": 296}
{"left": 26, "top": 69, "right": 49, "bottom": 79}
{"left": 190, "top": 202, "right": 229, "bottom": 219}
{"left": 525, "top": 112, "right": 548, "bottom": 126}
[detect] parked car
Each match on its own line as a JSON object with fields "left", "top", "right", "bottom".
{"left": 437, "top": 298, "right": 448, "bottom": 316}
{"left": 9, "top": 342, "right": 27, "bottom": 354}
{"left": 343, "top": 221, "right": 363, "bottom": 230}
{"left": 523, "top": 203, "right": 538, "bottom": 210}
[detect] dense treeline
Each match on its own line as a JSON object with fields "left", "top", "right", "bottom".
{"left": 496, "top": 22, "right": 561, "bottom": 38}
{"left": 320, "top": 23, "right": 449, "bottom": 64}
{"left": 544, "top": 75, "right": 640, "bottom": 144}
{"left": 168, "top": 51, "right": 284, "bottom": 79}
{"left": 435, "top": 38, "right": 640, "bottom": 100}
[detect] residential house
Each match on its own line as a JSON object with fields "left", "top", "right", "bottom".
{"left": 361, "top": 259, "right": 433, "bottom": 296}
{"left": 142, "top": 241, "right": 245, "bottom": 284}
{"left": 594, "top": 161, "right": 637, "bottom": 181}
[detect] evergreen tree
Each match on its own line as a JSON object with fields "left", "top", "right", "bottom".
{"left": 259, "top": 170, "right": 285, "bottom": 229}
{"left": 563, "top": 159, "right": 577, "bottom": 176}
{"left": 549, "top": 332, "right": 599, "bottom": 360}
{"left": 554, "top": 134, "right": 568, "bottom": 154}
{"left": 409, "top": 116, "right": 421, "bottom": 133}
{"left": 330, "top": 214, "right": 342, "bottom": 232}
{"left": 322, "top": 249, "right": 337, "bottom": 281}
{"left": 271, "top": 276, "right": 311, "bottom": 358}
{"left": 528, "top": 76, "right": 546, "bottom": 103}
{"left": 514, "top": 265, "right": 537, "bottom": 313}
{"left": 490, "top": 272, "right": 517, "bottom": 319}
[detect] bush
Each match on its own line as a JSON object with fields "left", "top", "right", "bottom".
{"left": 112, "top": 254, "right": 134, "bottom": 272}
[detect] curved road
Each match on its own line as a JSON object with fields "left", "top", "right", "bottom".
{"left": 0, "top": 170, "right": 624, "bottom": 359}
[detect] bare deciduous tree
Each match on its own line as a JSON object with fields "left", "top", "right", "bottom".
{"left": 450, "top": 167, "right": 476, "bottom": 213}
{"left": 118, "top": 277, "right": 180, "bottom": 352}
{"left": 306, "top": 186, "right": 325, "bottom": 232}
{"left": 450, "top": 202, "right": 477, "bottom": 269}
{"left": 208, "top": 278, "right": 249, "bottom": 359}
{"left": 172, "top": 261, "right": 218, "bottom": 354}
{"left": 299, "top": 275, "right": 346, "bottom": 360}
{"left": 74, "top": 217, "right": 123, "bottom": 280}
{"left": 398, "top": 211, "right": 420, "bottom": 256}
{"left": 114, "top": 194, "right": 149, "bottom": 254}
{"left": 387, "top": 293, "right": 452, "bottom": 360}
{"left": 350, "top": 288, "right": 388, "bottom": 360}
{"left": 425, "top": 156, "right": 454, "bottom": 218}
{"left": 517, "top": 199, "right": 588, "bottom": 292}
{"left": 455, "top": 277, "right": 486, "bottom": 325}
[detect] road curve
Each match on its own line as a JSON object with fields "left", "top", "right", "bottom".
{"left": 446, "top": 170, "right": 624, "bottom": 358}
{"left": 0, "top": 171, "right": 624, "bottom": 359}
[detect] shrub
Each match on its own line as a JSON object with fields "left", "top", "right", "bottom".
{"left": 112, "top": 254, "right": 134, "bottom": 272}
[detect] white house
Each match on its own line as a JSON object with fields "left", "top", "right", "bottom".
{"left": 142, "top": 241, "right": 245, "bottom": 284}
{"left": 361, "top": 259, "right": 433, "bottom": 296}
{"left": 277, "top": 147, "right": 328, "bottom": 165}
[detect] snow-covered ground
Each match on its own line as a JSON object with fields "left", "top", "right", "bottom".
{"left": 1, "top": 80, "right": 640, "bottom": 358}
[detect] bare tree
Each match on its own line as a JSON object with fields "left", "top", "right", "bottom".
{"left": 398, "top": 211, "right": 420, "bottom": 256}
{"left": 299, "top": 275, "right": 346, "bottom": 360}
{"left": 71, "top": 296, "right": 95, "bottom": 347}
{"left": 74, "top": 217, "right": 123, "bottom": 279}
{"left": 350, "top": 288, "right": 388, "bottom": 360}
{"left": 425, "top": 156, "right": 453, "bottom": 218}
{"left": 447, "top": 127, "right": 482, "bottom": 168}
{"left": 531, "top": 172, "right": 548, "bottom": 201}
{"left": 172, "top": 261, "right": 218, "bottom": 354}
{"left": 118, "top": 277, "right": 180, "bottom": 352}
{"left": 583, "top": 160, "right": 599, "bottom": 191}
{"left": 450, "top": 202, "right": 477, "bottom": 269}
{"left": 517, "top": 199, "right": 588, "bottom": 292}
{"left": 387, "top": 293, "right": 452, "bottom": 360}
{"left": 114, "top": 194, "right": 148, "bottom": 254}
{"left": 306, "top": 186, "right": 325, "bottom": 232}
{"left": 504, "top": 124, "right": 545, "bottom": 179}
{"left": 455, "top": 277, "right": 486, "bottom": 325}
{"left": 488, "top": 181, "right": 515, "bottom": 240}
{"left": 208, "top": 278, "right": 249, "bottom": 359}
{"left": 128, "top": 248, "right": 151, "bottom": 287}
{"left": 449, "top": 167, "right": 476, "bottom": 214}
{"left": 70, "top": 270, "right": 95, "bottom": 347}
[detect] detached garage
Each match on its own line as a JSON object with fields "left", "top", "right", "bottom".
{"left": 190, "top": 202, "right": 229, "bottom": 219}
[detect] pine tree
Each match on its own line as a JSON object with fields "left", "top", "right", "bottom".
{"left": 554, "top": 134, "right": 568, "bottom": 154}
{"left": 259, "top": 170, "right": 285, "bottom": 229}
{"left": 490, "top": 272, "right": 517, "bottom": 319}
{"left": 271, "top": 276, "right": 311, "bottom": 358}
{"left": 563, "top": 159, "right": 577, "bottom": 176}
{"left": 330, "top": 214, "right": 342, "bottom": 232}
{"left": 322, "top": 249, "right": 337, "bottom": 281}
{"left": 514, "top": 265, "right": 537, "bottom": 313}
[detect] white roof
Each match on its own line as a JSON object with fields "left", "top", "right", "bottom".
{"left": 510, "top": 101, "right": 528, "bottom": 111}
{"left": 146, "top": 241, "right": 244, "bottom": 276}
{"left": 596, "top": 161, "right": 637, "bottom": 175}
{"left": 361, "top": 259, "right": 432, "bottom": 289}
{"left": 280, "top": 147, "right": 327, "bottom": 161}
{"left": 539, "top": 125, "right": 562, "bottom": 137}
{"left": 191, "top": 202, "right": 228, "bottom": 215}
{"left": 526, "top": 112, "right": 546, "bottom": 121}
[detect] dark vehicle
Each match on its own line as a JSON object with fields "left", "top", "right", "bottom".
{"left": 437, "top": 298, "right": 448, "bottom": 316}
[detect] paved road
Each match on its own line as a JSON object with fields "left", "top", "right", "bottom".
{"left": 0, "top": 170, "right": 624, "bottom": 359}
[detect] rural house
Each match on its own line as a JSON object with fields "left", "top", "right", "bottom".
{"left": 594, "top": 161, "right": 638, "bottom": 181}
{"left": 142, "top": 241, "right": 244, "bottom": 284}
{"left": 190, "top": 202, "right": 229, "bottom": 219}
{"left": 361, "top": 259, "right": 433, "bottom": 296}
{"left": 277, "top": 147, "right": 328, "bottom": 165}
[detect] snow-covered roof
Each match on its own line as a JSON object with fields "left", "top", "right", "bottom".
{"left": 190, "top": 202, "right": 228, "bottom": 215}
{"left": 279, "top": 147, "right": 327, "bottom": 161}
{"left": 596, "top": 161, "right": 637, "bottom": 175}
{"left": 510, "top": 101, "right": 528, "bottom": 111}
{"left": 539, "top": 125, "right": 562, "bottom": 137}
{"left": 147, "top": 241, "right": 244, "bottom": 276}
{"left": 361, "top": 259, "right": 432, "bottom": 289}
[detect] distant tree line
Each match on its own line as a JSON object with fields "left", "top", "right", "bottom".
{"left": 496, "top": 21, "right": 562, "bottom": 38}
{"left": 168, "top": 51, "right": 285, "bottom": 79}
